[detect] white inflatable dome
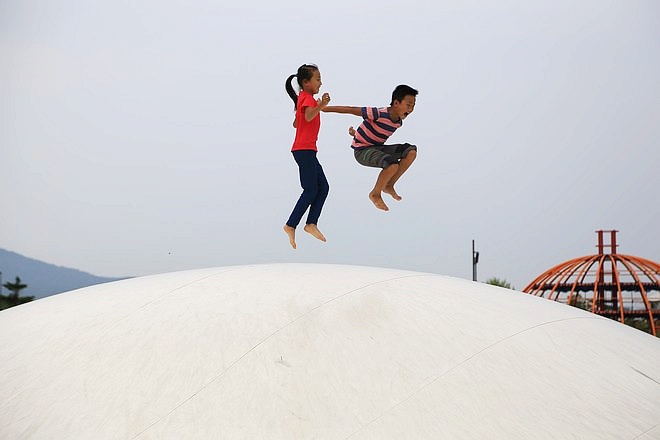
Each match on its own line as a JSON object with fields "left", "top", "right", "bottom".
{"left": 1, "top": 264, "right": 659, "bottom": 439}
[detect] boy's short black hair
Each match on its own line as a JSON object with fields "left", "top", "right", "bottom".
{"left": 391, "top": 84, "right": 418, "bottom": 105}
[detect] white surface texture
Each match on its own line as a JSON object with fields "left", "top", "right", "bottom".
{"left": 1, "top": 263, "right": 659, "bottom": 439}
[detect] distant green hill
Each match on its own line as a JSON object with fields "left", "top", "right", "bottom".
{"left": 0, "top": 249, "right": 127, "bottom": 299}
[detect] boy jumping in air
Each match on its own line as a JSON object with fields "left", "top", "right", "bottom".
{"left": 323, "top": 84, "right": 418, "bottom": 211}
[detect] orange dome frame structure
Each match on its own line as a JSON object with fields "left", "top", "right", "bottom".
{"left": 523, "top": 230, "right": 660, "bottom": 336}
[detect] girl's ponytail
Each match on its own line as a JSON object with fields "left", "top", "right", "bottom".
{"left": 285, "top": 74, "right": 298, "bottom": 110}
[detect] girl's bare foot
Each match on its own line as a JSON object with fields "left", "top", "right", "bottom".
{"left": 369, "top": 192, "right": 389, "bottom": 211}
{"left": 383, "top": 185, "right": 402, "bottom": 201}
{"left": 304, "top": 224, "right": 326, "bottom": 242}
{"left": 283, "top": 225, "right": 296, "bottom": 249}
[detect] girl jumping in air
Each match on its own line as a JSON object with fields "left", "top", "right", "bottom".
{"left": 283, "top": 64, "right": 331, "bottom": 249}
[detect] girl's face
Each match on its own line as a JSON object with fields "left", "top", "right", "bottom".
{"left": 302, "top": 70, "right": 322, "bottom": 95}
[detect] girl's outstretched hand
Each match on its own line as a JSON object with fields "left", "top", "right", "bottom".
{"left": 317, "top": 92, "right": 331, "bottom": 109}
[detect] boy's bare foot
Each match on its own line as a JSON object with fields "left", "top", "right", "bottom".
{"left": 369, "top": 192, "right": 389, "bottom": 211}
{"left": 304, "top": 224, "right": 326, "bottom": 242}
{"left": 383, "top": 186, "right": 402, "bottom": 201}
{"left": 283, "top": 225, "right": 296, "bottom": 249}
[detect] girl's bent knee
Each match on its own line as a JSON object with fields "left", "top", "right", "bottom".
{"left": 300, "top": 189, "right": 318, "bottom": 202}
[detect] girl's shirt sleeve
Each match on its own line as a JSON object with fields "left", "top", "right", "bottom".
{"left": 298, "top": 92, "right": 317, "bottom": 110}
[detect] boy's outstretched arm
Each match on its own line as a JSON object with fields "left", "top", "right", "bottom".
{"left": 322, "top": 106, "right": 362, "bottom": 116}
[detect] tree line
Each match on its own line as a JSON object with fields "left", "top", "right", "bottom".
{"left": 0, "top": 276, "right": 34, "bottom": 310}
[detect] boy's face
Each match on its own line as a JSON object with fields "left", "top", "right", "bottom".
{"left": 393, "top": 95, "right": 416, "bottom": 120}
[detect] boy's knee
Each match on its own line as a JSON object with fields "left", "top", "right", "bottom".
{"left": 404, "top": 144, "right": 417, "bottom": 159}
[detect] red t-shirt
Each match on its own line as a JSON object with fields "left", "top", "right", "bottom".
{"left": 291, "top": 91, "right": 320, "bottom": 152}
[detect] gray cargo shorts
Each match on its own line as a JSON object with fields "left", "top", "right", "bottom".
{"left": 353, "top": 143, "right": 417, "bottom": 169}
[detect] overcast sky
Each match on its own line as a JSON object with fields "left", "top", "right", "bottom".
{"left": 1, "top": 0, "right": 658, "bottom": 289}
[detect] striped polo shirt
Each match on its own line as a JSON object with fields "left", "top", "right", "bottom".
{"left": 351, "top": 107, "right": 402, "bottom": 149}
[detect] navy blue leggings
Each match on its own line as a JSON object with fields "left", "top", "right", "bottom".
{"left": 286, "top": 150, "right": 329, "bottom": 228}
